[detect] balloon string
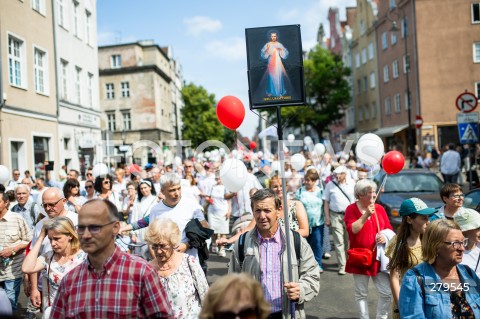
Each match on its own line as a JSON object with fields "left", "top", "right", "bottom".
{"left": 376, "top": 174, "right": 388, "bottom": 202}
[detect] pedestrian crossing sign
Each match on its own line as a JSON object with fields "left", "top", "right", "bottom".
{"left": 457, "top": 112, "right": 479, "bottom": 144}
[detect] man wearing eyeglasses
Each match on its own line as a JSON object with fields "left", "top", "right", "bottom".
{"left": 6, "top": 170, "right": 21, "bottom": 189}
{"left": 430, "top": 183, "right": 467, "bottom": 222}
{"left": 50, "top": 199, "right": 172, "bottom": 318}
{"left": 11, "top": 184, "right": 38, "bottom": 230}
{"left": 24, "top": 187, "right": 78, "bottom": 318}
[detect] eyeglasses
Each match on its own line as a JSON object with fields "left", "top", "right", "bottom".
{"left": 86, "top": 173, "right": 93, "bottom": 176}
{"left": 76, "top": 221, "right": 116, "bottom": 234}
{"left": 151, "top": 244, "right": 173, "bottom": 251}
{"left": 85, "top": 185, "right": 93, "bottom": 189}
{"left": 444, "top": 238, "right": 468, "bottom": 249}
{"left": 103, "top": 180, "right": 111, "bottom": 184}
{"left": 450, "top": 194, "right": 465, "bottom": 199}
{"left": 13, "top": 173, "right": 20, "bottom": 176}
{"left": 214, "top": 307, "right": 258, "bottom": 319}
{"left": 42, "top": 198, "right": 65, "bottom": 209}
{"left": 185, "top": 165, "right": 193, "bottom": 168}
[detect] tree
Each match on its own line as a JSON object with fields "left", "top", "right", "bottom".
{"left": 181, "top": 82, "right": 235, "bottom": 148}
{"left": 275, "top": 45, "right": 351, "bottom": 138}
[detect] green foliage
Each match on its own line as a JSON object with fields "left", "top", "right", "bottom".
{"left": 181, "top": 83, "right": 224, "bottom": 147}
{"left": 277, "top": 45, "right": 351, "bottom": 137}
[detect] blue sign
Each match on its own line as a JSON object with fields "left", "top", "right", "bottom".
{"left": 457, "top": 113, "right": 479, "bottom": 144}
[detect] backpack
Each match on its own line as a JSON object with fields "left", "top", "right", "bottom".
{"left": 238, "top": 230, "right": 301, "bottom": 266}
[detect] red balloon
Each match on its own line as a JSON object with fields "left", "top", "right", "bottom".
{"left": 249, "top": 141, "right": 257, "bottom": 150}
{"left": 216, "top": 96, "right": 245, "bottom": 130}
{"left": 382, "top": 151, "right": 405, "bottom": 175}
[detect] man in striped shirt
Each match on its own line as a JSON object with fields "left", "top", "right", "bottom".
{"left": 229, "top": 189, "right": 320, "bottom": 319}
{"left": 50, "top": 199, "right": 172, "bottom": 318}
{"left": 0, "top": 192, "right": 33, "bottom": 311}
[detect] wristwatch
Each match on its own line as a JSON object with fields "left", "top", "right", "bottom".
{"left": 11, "top": 249, "right": 15, "bottom": 256}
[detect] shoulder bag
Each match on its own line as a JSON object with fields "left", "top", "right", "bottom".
{"left": 347, "top": 208, "right": 380, "bottom": 268}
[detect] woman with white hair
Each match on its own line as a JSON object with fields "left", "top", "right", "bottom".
{"left": 344, "top": 179, "right": 393, "bottom": 319}
{"left": 454, "top": 208, "right": 480, "bottom": 276}
{"left": 146, "top": 218, "right": 208, "bottom": 319}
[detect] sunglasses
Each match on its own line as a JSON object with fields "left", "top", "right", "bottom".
{"left": 76, "top": 221, "right": 116, "bottom": 234}
{"left": 214, "top": 307, "right": 258, "bottom": 319}
{"left": 42, "top": 198, "right": 65, "bottom": 209}
{"left": 103, "top": 180, "right": 111, "bottom": 184}
{"left": 85, "top": 185, "right": 93, "bottom": 189}
{"left": 86, "top": 173, "right": 93, "bottom": 176}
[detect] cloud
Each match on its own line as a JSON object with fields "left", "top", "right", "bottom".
{"left": 184, "top": 16, "right": 222, "bottom": 36}
{"left": 205, "top": 37, "right": 246, "bottom": 61}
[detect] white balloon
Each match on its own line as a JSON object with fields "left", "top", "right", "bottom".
{"left": 271, "top": 161, "right": 281, "bottom": 173}
{"left": 205, "top": 151, "right": 211, "bottom": 158}
{"left": 219, "top": 159, "right": 248, "bottom": 192}
{"left": 287, "top": 134, "right": 295, "bottom": 143}
{"left": 219, "top": 148, "right": 226, "bottom": 155}
{"left": 303, "top": 136, "right": 313, "bottom": 145}
{"left": 355, "top": 133, "right": 385, "bottom": 166}
{"left": 174, "top": 156, "right": 182, "bottom": 166}
{"left": 291, "top": 154, "right": 306, "bottom": 171}
{"left": 314, "top": 143, "right": 326, "bottom": 156}
{"left": 231, "top": 150, "right": 238, "bottom": 158}
{"left": 0, "top": 166, "right": 9, "bottom": 185}
{"left": 93, "top": 163, "right": 109, "bottom": 178}
{"left": 257, "top": 151, "right": 263, "bottom": 158}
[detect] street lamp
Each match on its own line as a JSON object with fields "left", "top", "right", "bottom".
{"left": 120, "top": 129, "right": 127, "bottom": 165}
{"left": 389, "top": 8, "right": 415, "bottom": 163}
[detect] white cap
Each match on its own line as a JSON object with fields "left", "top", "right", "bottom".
{"left": 333, "top": 165, "right": 347, "bottom": 175}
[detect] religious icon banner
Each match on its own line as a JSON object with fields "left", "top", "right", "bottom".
{"left": 245, "top": 24, "right": 306, "bottom": 110}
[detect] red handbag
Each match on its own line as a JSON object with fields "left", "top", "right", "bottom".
{"left": 347, "top": 209, "right": 380, "bottom": 268}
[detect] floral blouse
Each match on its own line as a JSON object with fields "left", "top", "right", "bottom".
{"left": 152, "top": 254, "right": 209, "bottom": 319}
{"left": 278, "top": 201, "right": 300, "bottom": 231}
{"left": 40, "top": 250, "right": 87, "bottom": 308}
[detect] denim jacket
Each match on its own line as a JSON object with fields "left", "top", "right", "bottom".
{"left": 399, "top": 262, "right": 480, "bottom": 318}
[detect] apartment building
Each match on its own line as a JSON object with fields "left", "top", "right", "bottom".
{"left": 98, "top": 41, "right": 183, "bottom": 166}
{"left": 0, "top": 0, "right": 58, "bottom": 178}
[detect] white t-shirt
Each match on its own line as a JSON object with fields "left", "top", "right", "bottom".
{"left": 149, "top": 196, "right": 205, "bottom": 250}
{"left": 322, "top": 180, "right": 354, "bottom": 212}
{"left": 461, "top": 244, "right": 480, "bottom": 277}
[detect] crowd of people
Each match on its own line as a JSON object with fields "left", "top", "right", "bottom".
{"left": 0, "top": 142, "right": 480, "bottom": 318}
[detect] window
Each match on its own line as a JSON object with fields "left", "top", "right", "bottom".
{"left": 33, "top": 136, "right": 50, "bottom": 178}
{"left": 64, "top": 137, "right": 70, "bottom": 150}
{"left": 370, "top": 72, "right": 376, "bottom": 88}
{"left": 385, "top": 97, "right": 392, "bottom": 115}
{"left": 360, "top": 20, "right": 365, "bottom": 35}
{"left": 106, "top": 83, "right": 114, "bottom": 99}
{"left": 392, "top": 60, "right": 399, "bottom": 78}
{"left": 394, "top": 94, "right": 401, "bottom": 113}
{"left": 8, "top": 34, "right": 26, "bottom": 87}
{"left": 73, "top": 1, "right": 79, "bottom": 37}
{"left": 121, "top": 81, "right": 130, "bottom": 98}
{"left": 355, "top": 53, "right": 360, "bottom": 68}
{"left": 474, "top": 43, "right": 480, "bottom": 63}
{"left": 363, "top": 76, "right": 368, "bottom": 92}
{"left": 111, "top": 55, "right": 121, "bottom": 68}
{"left": 357, "top": 79, "right": 361, "bottom": 95}
{"left": 402, "top": 17, "right": 408, "bottom": 38}
{"left": 472, "top": 3, "right": 480, "bottom": 23}
{"left": 58, "top": 0, "right": 65, "bottom": 27}
{"left": 85, "top": 10, "right": 92, "bottom": 45}
{"left": 403, "top": 54, "right": 409, "bottom": 73}
{"left": 60, "top": 60, "right": 68, "bottom": 100}
{"left": 372, "top": 101, "right": 377, "bottom": 119}
{"left": 475, "top": 82, "right": 480, "bottom": 100}
{"left": 391, "top": 32, "right": 397, "bottom": 45}
{"left": 10, "top": 141, "right": 25, "bottom": 172}
{"left": 383, "top": 65, "right": 390, "bottom": 82}
{"left": 405, "top": 92, "right": 410, "bottom": 110}
{"left": 122, "top": 112, "right": 131, "bottom": 130}
{"left": 364, "top": 105, "right": 370, "bottom": 120}
{"left": 32, "top": 0, "right": 46, "bottom": 14}
{"left": 368, "top": 42, "right": 374, "bottom": 60}
{"left": 87, "top": 73, "right": 93, "bottom": 106}
{"left": 107, "top": 113, "right": 116, "bottom": 131}
{"left": 382, "top": 32, "right": 388, "bottom": 50}
{"left": 75, "top": 66, "right": 81, "bottom": 104}
{"left": 34, "top": 48, "right": 47, "bottom": 94}
{"left": 361, "top": 48, "right": 367, "bottom": 64}
{"left": 358, "top": 107, "right": 363, "bottom": 122}
{"left": 390, "top": 0, "right": 396, "bottom": 9}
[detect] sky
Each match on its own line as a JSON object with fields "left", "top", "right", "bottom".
{"left": 97, "top": 0, "right": 356, "bottom": 139}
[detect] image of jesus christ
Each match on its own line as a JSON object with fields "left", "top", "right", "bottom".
{"left": 260, "top": 31, "right": 289, "bottom": 97}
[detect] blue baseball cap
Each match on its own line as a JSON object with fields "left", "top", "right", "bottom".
{"left": 399, "top": 198, "right": 437, "bottom": 217}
